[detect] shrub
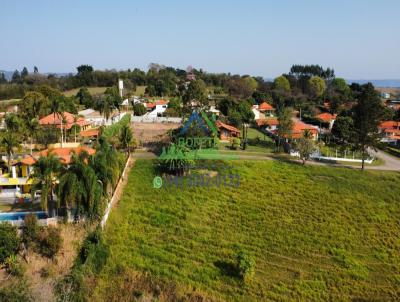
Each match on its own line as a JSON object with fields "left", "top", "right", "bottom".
{"left": 22, "top": 214, "right": 39, "bottom": 247}
{"left": 236, "top": 250, "right": 256, "bottom": 282}
{"left": 231, "top": 137, "right": 241, "bottom": 150}
{"left": 0, "top": 223, "right": 20, "bottom": 263}
{"left": 0, "top": 278, "right": 33, "bottom": 302}
{"left": 38, "top": 227, "right": 62, "bottom": 259}
{"left": 4, "top": 254, "right": 25, "bottom": 277}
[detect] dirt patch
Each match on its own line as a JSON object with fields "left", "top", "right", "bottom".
{"left": 23, "top": 223, "right": 87, "bottom": 302}
{"left": 132, "top": 122, "right": 180, "bottom": 147}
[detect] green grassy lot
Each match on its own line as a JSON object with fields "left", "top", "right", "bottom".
{"left": 63, "top": 87, "right": 108, "bottom": 97}
{"left": 133, "top": 85, "right": 146, "bottom": 96}
{"left": 219, "top": 128, "right": 275, "bottom": 153}
{"left": 88, "top": 159, "right": 400, "bottom": 301}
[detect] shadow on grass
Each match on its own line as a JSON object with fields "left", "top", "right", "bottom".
{"left": 213, "top": 260, "right": 240, "bottom": 279}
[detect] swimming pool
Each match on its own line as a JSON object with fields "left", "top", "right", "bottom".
{"left": 0, "top": 211, "right": 48, "bottom": 221}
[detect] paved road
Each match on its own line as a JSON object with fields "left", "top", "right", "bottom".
{"left": 368, "top": 149, "right": 400, "bottom": 171}
{"left": 131, "top": 150, "right": 400, "bottom": 172}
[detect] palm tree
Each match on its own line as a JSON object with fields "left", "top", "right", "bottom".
{"left": 58, "top": 152, "right": 103, "bottom": 220}
{"left": 90, "top": 137, "right": 121, "bottom": 196}
{"left": 49, "top": 97, "right": 64, "bottom": 147}
{"left": 119, "top": 124, "right": 134, "bottom": 155}
{"left": 1, "top": 131, "right": 18, "bottom": 172}
{"left": 31, "top": 153, "right": 61, "bottom": 217}
{"left": 25, "top": 118, "right": 40, "bottom": 154}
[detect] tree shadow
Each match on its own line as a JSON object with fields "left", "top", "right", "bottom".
{"left": 213, "top": 260, "right": 239, "bottom": 278}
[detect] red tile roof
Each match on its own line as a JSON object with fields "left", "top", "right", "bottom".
{"left": 258, "top": 102, "right": 274, "bottom": 111}
{"left": 316, "top": 112, "right": 337, "bottom": 122}
{"left": 80, "top": 128, "right": 100, "bottom": 137}
{"left": 379, "top": 121, "right": 400, "bottom": 130}
{"left": 20, "top": 147, "right": 96, "bottom": 166}
{"left": 39, "top": 112, "right": 91, "bottom": 130}
{"left": 216, "top": 120, "right": 241, "bottom": 134}
{"left": 256, "top": 118, "right": 279, "bottom": 126}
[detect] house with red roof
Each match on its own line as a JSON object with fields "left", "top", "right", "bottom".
{"left": 256, "top": 118, "right": 279, "bottom": 131}
{"left": 316, "top": 112, "right": 337, "bottom": 129}
{"left": 144, "top": 100, "right": 169, "bottom": 117}
{"left": 379, "top": 121, "right": 400, "bottom": 144}
{"left": 39, "top": 112, "right": 91, "bottom": 131}
{"left": 258, "top": 102, "right": 275, "bottom": 117}
{"left": 215, "top": 120, "right": 240, "bottom": 141}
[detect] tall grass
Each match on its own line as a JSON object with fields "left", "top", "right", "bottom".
{"left": 88, "top": 160, "right": 400, "bottom": 301}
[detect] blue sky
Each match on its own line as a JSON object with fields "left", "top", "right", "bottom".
{"left": 1, "top": 0, "right": 399, "bottom": 79}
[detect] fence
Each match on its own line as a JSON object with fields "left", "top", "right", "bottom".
{"left": 131, "top": 116, "right": 182, "bottom": 123}
{"left": 289, "top": 150, "right": 374, "bottom": 164}
{"left": 3, "top": 217, "right": 58, "bottom": 227}
{"left": 100, "top": 154, "right": 131, "bottom": 229}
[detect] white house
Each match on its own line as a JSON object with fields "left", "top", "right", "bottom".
{"left": 145, "top": 100, "right": 169, "bottom": 117}
{"left": 78, "top": 108, "right": 127, "bottom": 126}
{"left": 252, "top": 105, "right": 265, "bottom": 120}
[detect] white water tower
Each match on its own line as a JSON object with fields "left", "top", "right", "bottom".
{"left": 118, "top": 79, "right": 124, "bottom": 97}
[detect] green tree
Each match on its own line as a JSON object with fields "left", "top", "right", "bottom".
{"left": 132, "top": 103, "right": 146, "bottom": 116}
{"left": 295, "top": 129, "right": 316, "bottom": 165}
{"left": 119, "top": 124, "right": 134, "bottom": 155}
{"left": 183, "top": 79, "right": 207, "bottom": 108}
{"left": 273, "top": 75, "right": 290, "bottom": 92}
{"left": 33, "top": 66, "right": 39, "bottom": 74}
{"left": 31, "top": 153, "right": 62, "bottom": 217}
{"left": 352, "top": 83, "right": 386, "bottom": 170}
{"left": 0, "top": 72, "right": 7, "bottom": 84}
{"left": 0, "top": 223, "right": 20, "bottom": 263}
{"left": 90, "top": 137, "right": 122, "bottom": 196}
{"left": 76, "top": 65, "right": 94, "bottom": 86}
{"left": 76, "top": 87, "right": 94, "bottom": 108}
{"left": 21, "top": 67, "right": 29, "bottom": 78}
{"left": 11, "top": 70, "right": 21, "bottom": 82}
{"left": 24, "top": 117, "right": 40, "bottom": 155}
{"left": 1, "top": 131, "right": 19, "bottom": 171}
{"left": 332, "top": 116, "right": 354, "bottom": 143}
{"left": 20, "top": 91, "right": 48, "bottom": 119}
{"left": 58, "top": 152, "right": 103, "bottom": 220}
{"left": 277, "top": 107, "right": 294, "bottom": 148}
{"left": 236, "top": 249, "right": 256, "bottom": 283}
{"left": 308, "top": 76, "right": 326, "bottom": 98}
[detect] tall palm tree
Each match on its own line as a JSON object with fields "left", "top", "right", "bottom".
{"left": 119, "top": 124, "right": 134, "bottom": 155}
{"left": 90, "top": 137, "right": 121, "bottom": 196}
{"left": 58, "top": 152, "right": 103, "bottom": 220}
{"left": 1, "top": 131, "right": 18, "bottom": 172}
{"left": 25, "top": 118, "right": 40, "bottom": 154}
{"left": 49, "top": 97, "right": 65, "bottom": 147}
{"left": 31, "top": 153, "right": 61, "bottom": 217}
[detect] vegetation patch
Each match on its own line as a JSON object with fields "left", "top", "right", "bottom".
{"left": 85, "top": 159, "right": 400, "bottom": 301}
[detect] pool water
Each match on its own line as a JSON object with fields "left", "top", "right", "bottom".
{"left": 0, "top": 211, "right": 48, "bottom": 221}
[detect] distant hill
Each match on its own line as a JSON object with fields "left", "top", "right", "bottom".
{"left": 0, "top": 70, "right": 72, "bottom": 81}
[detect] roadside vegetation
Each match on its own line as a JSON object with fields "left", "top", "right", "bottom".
{"left": 81, "top": 159, "right": 400, "bottom": 301}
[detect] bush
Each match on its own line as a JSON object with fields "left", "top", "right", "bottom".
{"left": 4, "top": 254, "right": 25, "bottom": 277}
{"left": 38, "top": 227, "right": 62, "bottom": 259}
{"left": 133, "top": 103, "right": 146, "bottom": 116}
{"left": 0, "top": 223, "right": 20, "bottom": 263}
{"left": 22, "top": 214, "right": 39, "bottom": 247}
{"left": 236, "top": 249, "right": 256, "bottom": 282}
{"left": 0, "top": 278, "right": 33, "bottom": 302}
{"left": 231, "top": 137, "right": 241, "bottom": 150}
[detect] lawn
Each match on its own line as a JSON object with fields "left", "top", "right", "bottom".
{"left": 62, "top": 86, "right": 109, "bottom": 97}
{"left": 88, "top": 159, "right": 400, "bottom": 301}
{"left": 219, "top": 127, "right": 275, "bottom": 153}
